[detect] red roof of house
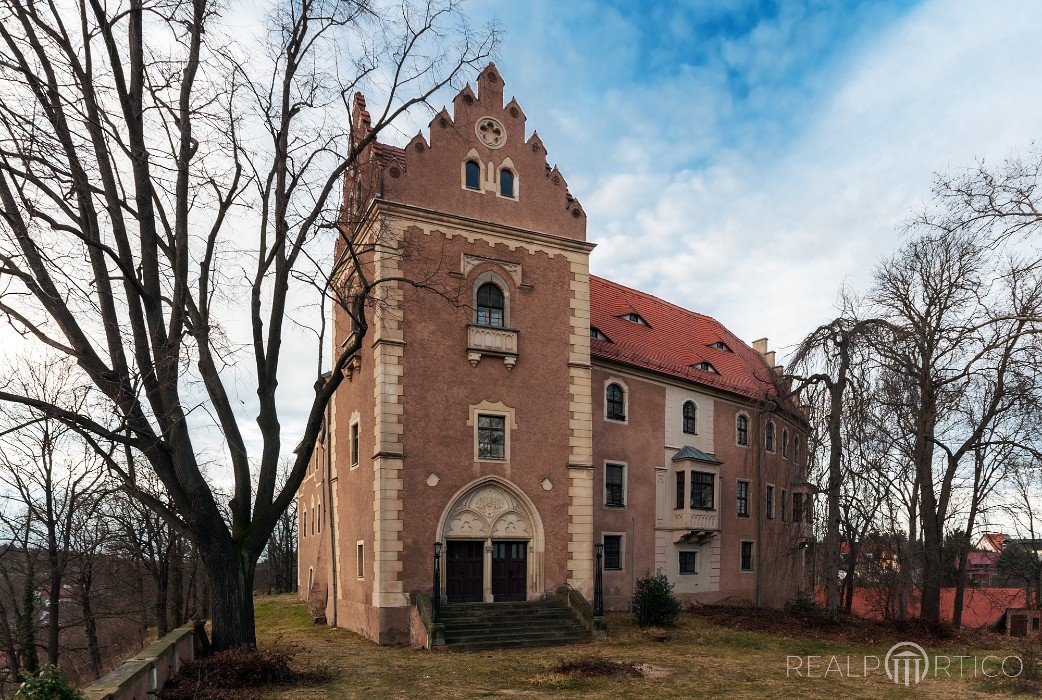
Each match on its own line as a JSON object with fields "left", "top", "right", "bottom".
{"left": 373, "top": 143, "right": 406, "bottom": 169}
{"left": 590, "top": 275, "right": 788, "bottom": 407}
{"left": 980, "top": 533, "right": 1011, "bottom": 551}
{"left": 966, "top": 551, "right": 1000, "bottom": 569}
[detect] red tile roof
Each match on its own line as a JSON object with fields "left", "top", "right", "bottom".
{"left": 590, "top": 275, "right": 789, "bottom": 408}
{"left": 980, "top": 533, "right": 1011, "bottom": 551}
{"left": 966, "top": 551, "right": 1000, "bottom": 569}
{"left": 373, "top": 143, "right": 406, "bottom": 169}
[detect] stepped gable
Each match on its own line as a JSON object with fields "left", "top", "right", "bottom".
{"left": 343, "top": 63, "right": 586, "bottom": 241}
{"left": 590, "top": 275, "right": 799, "bottom": 412}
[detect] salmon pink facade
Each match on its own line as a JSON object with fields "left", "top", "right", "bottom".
{"left": 297, "top": 64, "right": 812, "bottom": 645}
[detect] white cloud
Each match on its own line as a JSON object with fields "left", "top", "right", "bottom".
{"left": 581, "top": 0, "right": 1042, "bottom": 360}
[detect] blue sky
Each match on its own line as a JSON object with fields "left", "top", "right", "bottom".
{"left": 445, "top": 0, "right": 1042, "bottom": 357}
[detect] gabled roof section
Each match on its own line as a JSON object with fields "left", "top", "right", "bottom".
{"left": 590, "top": 275, "right": 795, "bottom": 410}
{"left": 671, "top": 446, "right": 722, "bottom": 465}
{"left": 341, "top": 63, "right": 588, "bottom": 242}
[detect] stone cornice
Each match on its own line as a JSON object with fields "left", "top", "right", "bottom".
{"left": 363, "top": 198, "right": 598, "bottom": 255}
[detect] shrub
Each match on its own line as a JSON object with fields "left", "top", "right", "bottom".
{"left": 15, "top": 666, "right": 83, "bottom": 700}
{"left": 159, "top": 646, "right": 324, "bottom": 699}
{"left": 631, "top": 571, "right": 680, "bottom": 628}
{"left": 786, "top": 587, "right": 819, "bottom": 615}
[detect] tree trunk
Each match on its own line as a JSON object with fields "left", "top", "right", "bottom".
{"left": 154, "top": 563, "right": 170, "bottom": 638}
{"left": 952, "top": 500, "right": 979, "bottom": 628}
{"left": 46, "top": 569, "right": 60, "bottom": 666}
{"left": 78, "top": 573, "right": 102, "bottom": 680}
{"left": 204, "top": 548, "right": 257, "bottom": 650}
{"left": 170, "top": 542, "right": 185, "bottom": 628}
{"left": 843, "top": 545, "right": 858, "bottom": 612}
{"left": 824, "top": 345, "right": 850, "bottom": 622}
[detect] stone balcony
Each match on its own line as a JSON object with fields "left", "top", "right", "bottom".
{"left": 672, "top": 509, "right": 720, "bottom": 532}
{"left": 467, "top": 324, "right": 519, "bottom": 369}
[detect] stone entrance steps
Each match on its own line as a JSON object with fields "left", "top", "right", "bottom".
{"left": 440, "top": 600, "right": 591, "bottom": 652}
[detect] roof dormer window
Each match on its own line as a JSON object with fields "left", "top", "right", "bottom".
{"left": 619, "top": 312, "right": 649, "bottom": 327}
{"left": 590, "top": 327, "right": 610, "bottom": 342}
{"left": 711, "top": 341, "right": 732, "bottom": 352}
{"left": 694, "top": 362, "right": 717, "bottom": 373}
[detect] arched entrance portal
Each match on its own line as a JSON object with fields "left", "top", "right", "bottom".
{"left": 437, "top": 477, "right": 544, "bottom": 603}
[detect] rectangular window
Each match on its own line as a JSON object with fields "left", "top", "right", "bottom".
{"left": 740, "top": 541, "right": 754, "bottom": 571}
{"left": 1033, "top": 617, "right": 1040, "bottom": 631}
{"left": 477, "top": 414, "right": 506, "bottom": 460}
{"left": 805, "top": 494, "right": 813, "bottom": 523}
{"left": 605, "top": 463, "right": 625, "bottom": 507}
{"left": 793, "top": 492, "right": 804, "bottom": 523}
{"left": 603, "top": 535, "right": 623, "bottom": 571}
{"left": 356, "top": 542, "right": 364, "bottom": 579}
{"left": 350, "top": 422, "right": 360, "bottom": 467}
{"left": 679, "top": 551, "right": 697, "bottom": 574}
{"left": 690, "top": 471, "right": 715, "bottom": 510}
{"left": 766, "top": 484, "right": 775, "bottom": 520}
{"left": 737, "top": 480, "right": 750, "bottom": 517}
{"left": 781, "top": 489, "right": 788, "bottom": 521}
{"left": 675, "top": 471, "right": 685, "bottom": 509}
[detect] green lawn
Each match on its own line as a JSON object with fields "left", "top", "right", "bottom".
{"left": 253, "top": 595, "right": 1034, "bottom": 699}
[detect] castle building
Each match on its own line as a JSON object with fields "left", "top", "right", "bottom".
{"left": 297, "top": 64, "right": 812, "bottom": 645}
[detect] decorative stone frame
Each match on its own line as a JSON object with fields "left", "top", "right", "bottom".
{"left": 735, "top": 411, "right": 750, "bottom": 447}
{"left": 349, "top": 411, "right": 361, "bottom": 470}
{"left": 765, "top": 419, "right": 777, "bottom": 453}
{"left": 496, "top": 157, "right": 519, "bottom": 201}
{"left": 461, "top": 149, "right": 485, "bottom": 192}
{"left": 435, "top": 476, "right": 545, "bottom": 603}
{"left": 602, "top": 460, "right": 628, "bottom": 508}
{"left": 601, "top": 532, "right": 626, "bottom": 572}
{"left": 471, "top": 270, "right": 513, "bottom": 328}
{"left": 603, "top": 377, "right": 629, "bottom": 425}
{"left": 468, "top": 400, "right": 517, "bottom": 463}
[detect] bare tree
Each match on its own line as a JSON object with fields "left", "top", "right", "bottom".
{"left": 869, "top": 231, "right": 1042, "bottom": 624}
{"left": 787, "top": 306, "right": 887, "bottom": 620}
{"left": 0, "top": 359, "right": 104, "bottom": 667}
{"left": 0, "top": 0, "right": 496, "bottom": 649}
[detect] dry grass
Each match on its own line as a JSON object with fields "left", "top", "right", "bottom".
{"left": 252, "top": 595, "right": 1029, "bottom": 699}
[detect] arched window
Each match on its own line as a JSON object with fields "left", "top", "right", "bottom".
{"left": 476, "top": 282, "right": 504, "bottom": 327}
{"left": 736, "top": 414, "right": 748, "bottom": 446}
{"left": 782, "top": 429, "right": 790, "bottom": 458}
{"left": 766, "top": 420, "right": 776, "bottom": 452}
{"left": 682, "top": 401, "right": 697, "bottom": 435}
{"left": 465, "top": 161, "right": 481, "bottom": 190}
{"left": 500, "top": 169, "right": 514, "bottom": 197}
{"left": 606, "top": 383, "right": 626, "bottom": 421}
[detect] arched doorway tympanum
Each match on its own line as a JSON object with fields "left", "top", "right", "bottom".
{"left": 436, "top": 477, "right": 544, "bottom": 603}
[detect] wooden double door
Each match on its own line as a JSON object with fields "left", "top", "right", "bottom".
{"left": 445, "top": 540, "right": 527, "bottom": 603}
